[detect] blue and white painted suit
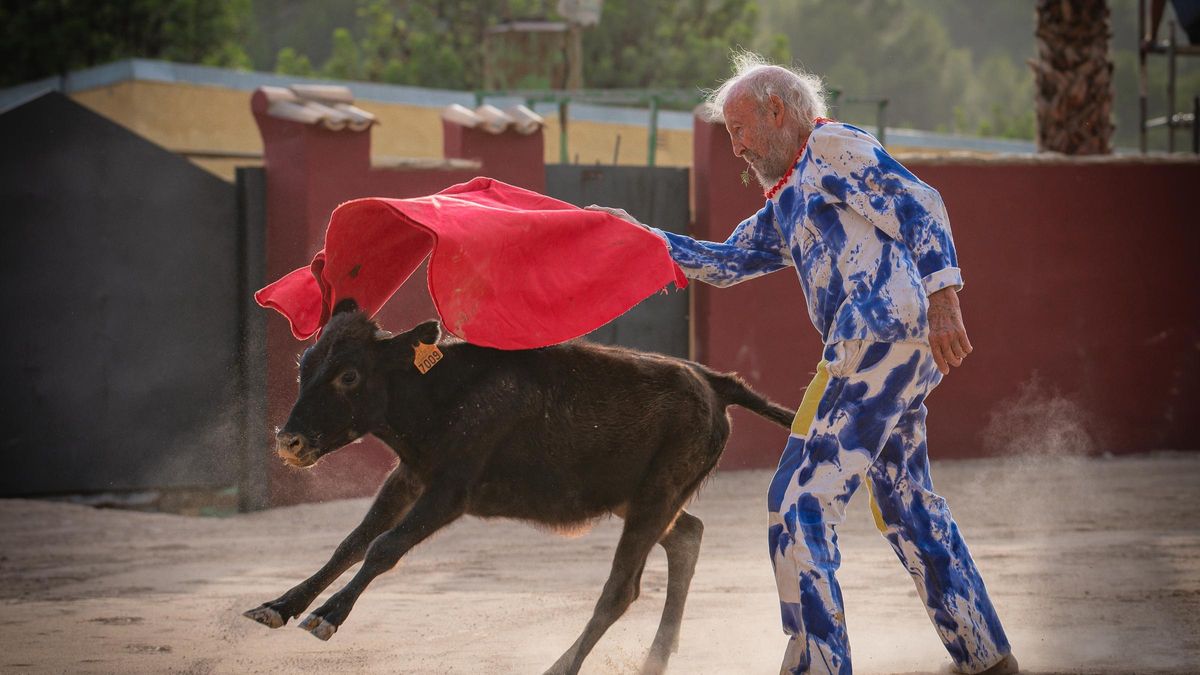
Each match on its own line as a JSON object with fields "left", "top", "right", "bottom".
{"left": 649, "top": 122, "right": 1011, "bottom": 674}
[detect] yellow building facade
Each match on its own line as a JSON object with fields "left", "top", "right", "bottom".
{"left": 56, "top": 66, "right": 692, "bottom": 182}
{"left": 2, "top": 59, "right": 1033, "bottom": 183}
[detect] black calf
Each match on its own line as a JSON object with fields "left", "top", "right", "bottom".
{"left": 243, "top": 303, "right": 792, "bottom": 674}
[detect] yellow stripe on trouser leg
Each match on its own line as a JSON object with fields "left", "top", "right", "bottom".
{"left": 791, "top": 359, "right": 889, "bottom": 535}
{"left": 868, "top": 479, "right": 888, "bottom": 533}
{"left": 790, "top": 360, "right": 830, "bottom": 435}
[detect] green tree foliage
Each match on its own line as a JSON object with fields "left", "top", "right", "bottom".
{"left": 274, "top": 47, "right": 316, "bottom": 77}
{"left": 260, "top": 0, "right": 778, "bottom": 94}
{"left": 249, "top": 0, "right": 361, "bottom": 70}
{"left": 581, "top": 0, "right": 786, "bottom": 90}
{"left": 760, "top": 0, "right": 1198, "bottom": 146}
{"left": 264, "top": 0, "right": 521, "bottom": 89}
{"left": 759, "top": 0, "right": 1036, "bottom": 139}
{"left": 333, "top": 0, "right": 481, "bottom": 87}
{"left": 9, "top": 0, "right": 1191, "bottom": 149}
{"left": 323, "top": 27, "right": 365, "bottom": 81}
{"left": 1108, "top": 0, "right": 1200, "bottom": 149}
{"left": 0, "top": 0, "right": 253, "bottom": 87}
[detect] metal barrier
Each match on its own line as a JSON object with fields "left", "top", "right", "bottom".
{"left": 476, "top": 88, "right": 700, "bottom": 166}
{"left": 828, "top": 89, "right": 890, "bottom": 146}
{"left": 476, "top": 87, "right": 892, "bottom": 165}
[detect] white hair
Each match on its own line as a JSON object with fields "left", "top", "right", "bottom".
{"left": 703, "top": 51, "right": 828, "bottom": 131}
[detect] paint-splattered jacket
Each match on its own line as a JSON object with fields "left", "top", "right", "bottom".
{"left": 654, "top": 122, "right": 962, "bottom": 345}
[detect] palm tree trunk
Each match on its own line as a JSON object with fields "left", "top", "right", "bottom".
{"left": 1031, "top": 0, "right": 1115, "bottom": 154}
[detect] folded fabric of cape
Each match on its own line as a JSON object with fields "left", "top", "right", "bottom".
{"left": 255, "top": 177, "right": 688, "bottom": 350}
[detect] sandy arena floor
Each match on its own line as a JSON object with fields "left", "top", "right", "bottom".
{"left": 1, "top": 451, "right": 1198, "bottom": 674}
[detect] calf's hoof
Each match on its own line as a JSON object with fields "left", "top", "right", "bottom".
{"left": 242, "top": 605, "right": 286, "bottom": 629}
{"left": 639, "top": 650, "right": 670, "bottom": 675}
{"left": 299, "top": 613, "right": 338, "bottom": 641}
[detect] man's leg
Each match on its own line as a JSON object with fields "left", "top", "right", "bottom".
{"left": 768, "top": 342, "right": 931, "bottom": 675}
{"left": 866, "top": 395, "right": 1013, "bottom": 673}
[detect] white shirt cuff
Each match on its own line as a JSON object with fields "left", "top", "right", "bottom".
{"left": 922, "top": 266, "right": 963, "bottom": 295}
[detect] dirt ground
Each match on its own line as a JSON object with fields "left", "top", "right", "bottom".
{"left": 1, "top": 451, "right": 1198, "bottom": 674}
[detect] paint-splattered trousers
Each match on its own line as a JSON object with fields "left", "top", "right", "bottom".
{"left": 767, "top": 340, "right": 1011, "bottom": 674}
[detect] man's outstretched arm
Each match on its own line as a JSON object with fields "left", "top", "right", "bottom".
{"left": 586, "top": 203, "right": 791, "bottom": 287}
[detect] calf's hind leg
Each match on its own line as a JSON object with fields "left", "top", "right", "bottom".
{"left": 641, "top": 510, "right": 704, "bottom": 674}
{"left": 243, "top": 465, "right": 421, "bottom": 628}
{"left": 544, "top": 499, "right": 689, "bottom": 675}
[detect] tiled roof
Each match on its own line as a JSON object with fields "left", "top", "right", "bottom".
{"left": 257, "top": 85, "right": 376, "bottom": 131}
{"left": 441, "top": 103, "right": 544, "bottom": 135}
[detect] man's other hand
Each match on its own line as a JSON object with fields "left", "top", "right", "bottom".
{"left": 585, "top": 204, "right": 646, "bottom": 229}
{"left": 928, "top": 287, "right": 972, "bottom": 375}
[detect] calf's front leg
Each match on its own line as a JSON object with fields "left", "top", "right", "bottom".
{"left": 243, "top": 465, "right": 422, "bottom": 628}
{"left": 299, "top": 478, "right": 468, "bottom": 640}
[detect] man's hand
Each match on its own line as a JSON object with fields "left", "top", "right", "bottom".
{"left": 585, "top": 204, "right": 647, "bottom": 229}
{"left": 586, "top": 204, "right": 673, "bottom": 256}
{"left": 927, "top": 287, "right": 972, "bottom": 375}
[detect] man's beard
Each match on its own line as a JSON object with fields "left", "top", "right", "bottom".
{"left": 743, "top": 127, "right": 798, "bottom": 189}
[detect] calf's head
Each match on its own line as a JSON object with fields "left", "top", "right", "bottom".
{"left": 275, "top": 300, "right": 441, "bottom": 468}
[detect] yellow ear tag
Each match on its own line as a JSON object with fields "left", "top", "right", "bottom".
{"left": 413, "top": 342, "right": 443, "bottom": 375}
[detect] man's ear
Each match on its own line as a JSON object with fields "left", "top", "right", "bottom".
{"left": 766, "top": 94, "right": 789, "bottom": 127}
{"left": 332, "top": 297, "right": 359, "bottom": 315}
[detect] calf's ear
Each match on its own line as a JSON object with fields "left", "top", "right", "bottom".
{"left": 332, "top": 297, "right": 359, "bottom": 315}
{"left": 408, "top": 320, "right": 442, "bottom": 345}
{"left": 379, "top": 320, "right": 442, "bottom": 366}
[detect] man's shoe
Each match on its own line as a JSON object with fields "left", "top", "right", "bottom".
{"left": 976, "top": 653, "right": 1019, "bottom": 675}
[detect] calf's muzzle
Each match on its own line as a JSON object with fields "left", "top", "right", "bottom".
{"left": 276, "top": 431, "right": 316, "bottom": 467}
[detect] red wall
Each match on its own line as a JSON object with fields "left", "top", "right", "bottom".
{"left": 254, "top": 95, "right": 1196, "bottom": 504}
{"left": 692, "top": 118, "right": 1200, "bottom": 467}
{"left": 691, "top": 119, "right": 821, "bottom": 468}
{"left": 252, "top": 91, "right": 545, "bottom": 505}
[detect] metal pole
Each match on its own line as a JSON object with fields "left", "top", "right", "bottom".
{"left": 566, "top": 22, "right": 583, "bottom": 91}
{"left": 647, "top": 96, "right": 659, "bottom": 167}
{"left": 234, "top": 168, "right": 269, "bottom": 512}
{"left": 877, "top": 99, "right": 888, "bottom": 147}
{"left": 1138, "top": 0, "right": 1149, "bottom": 153}
{"left": 1194, "top": 95, "right": 1199, "bottom": 154}
{"left": 559, "top": 99, "right": 570, "bottom": 164}
{"left": 1168, "top": 20, "right": 1177, "bottom": 152}
{"left": 1138, "top": 0, "right": 1146, "bottom": 43}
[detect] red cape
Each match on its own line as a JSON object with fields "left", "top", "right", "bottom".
{"left": 255, "top": 177, "right": 687, "bottom": 349}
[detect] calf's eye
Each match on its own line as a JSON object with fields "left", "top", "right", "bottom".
{"left": 338, "top": 370, "right": 359, "bottom": 387}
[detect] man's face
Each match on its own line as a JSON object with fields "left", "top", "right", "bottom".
{"left": 723, "top": 91, "right": 796, "bottom": 189}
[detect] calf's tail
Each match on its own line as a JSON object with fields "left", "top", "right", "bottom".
{"left": 703, "top": 371, "right": 794, "bottom": 429}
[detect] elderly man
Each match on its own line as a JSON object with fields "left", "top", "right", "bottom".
{"left": 593, "top": 54, "right": 1017, "bottom": 675}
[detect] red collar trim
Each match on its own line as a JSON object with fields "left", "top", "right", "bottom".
{"left": 764, "top": 117, "right": 836, "bottom": 200}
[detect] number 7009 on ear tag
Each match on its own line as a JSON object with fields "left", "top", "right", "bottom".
{"left": 414, "top": 342, "right": 443, "bottom": 374}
